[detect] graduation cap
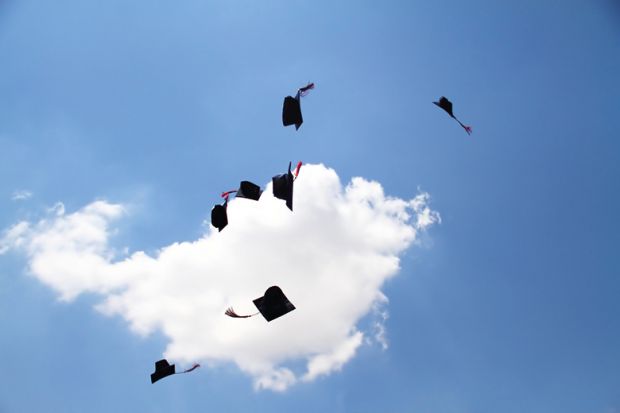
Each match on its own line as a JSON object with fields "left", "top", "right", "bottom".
{"left": 282, "top": 83, "right": 314, "bottom": 130}
{"left": 272, "top": 161, "right": 302, "bottom": 211}
{"left": 211, "top": 181, "right": 262, "bottom": 232}
{"left": 253, "top": 286, "right": 296, "bottom": 322}
{"left": 211, "top": 204, "right": 228, "bottom": 232}
{"left": 225, "top": 285, "right": 296, "bottom": 322}
{"left": 236, "top": 181, "right": 262, "bottom": 201}
{"left": 150, "top": 359, "right": 200, "bottom": 384}
{"left": 433, "top": 96, "right": 472, "bottom": 135}
{"left": 151, "top": 359, "right": 175, "bottom": 383}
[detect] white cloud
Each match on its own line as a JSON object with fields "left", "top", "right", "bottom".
{"left": 302, "top": 331, "right": 364, "bottom": 382}
{"left": 0, "top": 221, "right": 30, "bottom": 254}
{"left": 370, "top": 296, "right": 390, "bottom": 350}
{"left": 0, "top": 164, "right": 439, "bottom": 391}
{"left": 11, "top": 190, "right": 32, "bottom": 201}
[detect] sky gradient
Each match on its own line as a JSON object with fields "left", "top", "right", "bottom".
{"left": 1, "top": 1, "right": 619, "bottom": 412}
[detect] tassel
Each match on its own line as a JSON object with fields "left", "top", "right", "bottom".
{"left": 221, "top": 190, "right": 237, "bottom": 199}
{"left": 221, "top": 190, "right": 237, "bottom": 202}
{"left": 298, "top": 82, "right": 315, "bottom": 97}
{"left": 182, "top": 364, "right": 201, "bottom": 373}
{"left": 454, "top": 117, "right": 472, "bottom": 135}
{"left": 225, "top": 307, "right": 257, "bottom": 318}
{"left": 294, "top": 161, "right": 302, "bottom": 178}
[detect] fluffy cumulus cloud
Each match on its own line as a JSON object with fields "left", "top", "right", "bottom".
{"left": 0, "top": 164, "right": 439, "bottom": 391}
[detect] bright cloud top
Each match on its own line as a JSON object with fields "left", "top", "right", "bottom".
{"left": 1, "top": 164, "right": 439, "bottom": 391}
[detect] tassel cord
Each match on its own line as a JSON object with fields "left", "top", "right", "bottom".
{"left": 298, "top": 82, "right": 315, "bottom": 97}
{"left": 453, "top": 117, "right": 472, "bottom": 135}
{"left": 221, "top": 190, "right": 237, "bottom": 202}
{"left": 225, "top": 307, "right": 259, "bottom": 318}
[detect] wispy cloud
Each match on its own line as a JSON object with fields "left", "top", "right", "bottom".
{"left": 371, "top": 298, "right": 390, "bottom": 350}
{"left": 11, "top": 190, "right": 32, "bottom": 201}
{"left": 0, "top": 164, "right": 439, "bottom": 391}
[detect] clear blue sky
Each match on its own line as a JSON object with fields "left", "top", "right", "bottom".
{"left": 1, "top": 0, "right": 619, "bottom": 412}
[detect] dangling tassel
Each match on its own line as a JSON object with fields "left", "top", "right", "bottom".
{"left": 298, "top": 82, "right": 315, "bottom": 97}
{"left": 181, "top": 364, "right": 201, "bottom": 374}
{"left": 293, "top": 161, "right": 302, "bottom": 180}
{"left": 454, "top": 118, "right": 472, "bottom": 135}
{"left": 225, "top": 307, "right": 258, "bottom": 318}
{"left": 221, "top": 190, "right": 237, "bottom": 202}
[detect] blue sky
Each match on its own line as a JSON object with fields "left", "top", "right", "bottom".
{"left": 1, "top": 0, "right": 619, "bottom": 412}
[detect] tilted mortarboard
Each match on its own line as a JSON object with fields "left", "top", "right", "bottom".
{"left": 272, "top": 161, "right": 302, "bottom": 211}
{"left": 211, "top": 181, "right": 263, "bottom": 232}
{"left": 150, "top": 359, "right": 200, "bottom": 384}
{"left": 211, "top": 203, "right": 228, "bottom": 232}
{"left": 236, "top": 181, "right": 263, "bottom": 201}
{"left": 282, "top": 83, "right": 314, "bottom": 130}
{"left": 433, "top": 96, "right": 472, "bottom": 135}
{"left": 253, "top": 286, "right": 296, "bottom": 322}
{"left": 225, "top": 285, "right": 296, "bottom": 322}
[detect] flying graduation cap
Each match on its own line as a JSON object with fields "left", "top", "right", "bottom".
{"left": 150, "top": 359, "right": 200, "bottom": 384}
{"left": 282, "top": 82, "right": 315, "bottom": 130}
{"left": 236, "top": 181, "right": 263, "bottom": 201}
{"left": 225, "top": 286, "right": 296, "bottom": 322}
{"left": 211, "top": 181, "right": 263, "bottom": 231}
{"left": 433, "top": 96, "right": 472, "bottom": 135}
{"left": 272, "top": 161, "right": 302, "bottom": 211}
{"left": 211, "top": 203, "right": 228, "bottom": 232}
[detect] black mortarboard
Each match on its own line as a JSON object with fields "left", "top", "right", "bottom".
{"left": 151, "top": 359, "right": 176, "bottom": 384}
{"left": 150, "top": 360, "right": 200, "bottom": 383}
{"left": 253, "top": 286, "right": 296, "bottom": 322}
{"left": 211, "top": 204, "right": 228, "bottom": 231}
{"left": 282, "top": 94, "right": 303, "bottom": 130}
{"left": 433, "top": 96, "right": 472, "bottom": 135}
{"left": 433, "top": 96, "right": 454, "bottom": 117}
{"left": 272, "top": 162, "right": 294, "bottom": 211}
{"left": 282, "top": 83, "right": 314, "bottom": 130}
{"left": 236, "top": 181, "right": 262, "bottom": 201}
{"left": 224, "top": 285, "right": 296, "bottom": 321}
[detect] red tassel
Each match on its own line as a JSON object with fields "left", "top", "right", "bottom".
{"left": 454, "top": 117, "right": 472, "bottom": 135}
{"left": 221, "top": 190, "right": 237, "bottom": 202}
{"left": 294, "top": 161, "right": 302, "bottom": 178}
{"left": 299, "top": 83, "right": 315, "bottom": 96}
{"left": 225, "top": 307, "right": 256, "bottom": 318}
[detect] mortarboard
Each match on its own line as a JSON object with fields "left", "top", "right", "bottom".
{"left": 151, "top": 359, "right": 176, "bottom": 383}
{"left": 211, "top": 182, "right": 262, "bottom": 232}
{"left": 433, "top": 96, "right": 454, "bottom": 117}
{"left": 282, "top": 83, "right": 314, "bottom": 130}
{"left": 236, "top": 181, "right": 262, "bottom": 201}
{"left": 225, "top": 285, "right": 296, "bottom": 322}
{"left": 253, "top": 286, "right": 296, "bottom": 322}
{"left": 433, "top": 96, "right": 472, "bottom": 135}
{"left": 272, "top": 161, "right": 302, "bottom": 211}
{"left": 150, "top": 359, "right": 200, "bottom": 384}
{"left": 282, "top": 95, "right": 302, "bottom": 130}
{"left": 211, "top": 204, "right": 228, "bottom": 232}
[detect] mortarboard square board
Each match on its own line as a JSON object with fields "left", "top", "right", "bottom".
{"left": 272, "top": 162, "right": 294, "bottom": 211}
{"left": 433, "top": 96, "right": 454, "bottom": 117}
{"left": 211, "top": 204, "right": 228, "bottom": 231}
{"left": 282, "top": 94, "right": 303, "bottom": 130}
{"left": 151, "top": 359, "right": 176, "bottom": 384}
{"left": 236, "top": 181, "right": 262, "bottom": 201}
{"left": 252, "top": 286, "right": 296, "bottom": 322}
